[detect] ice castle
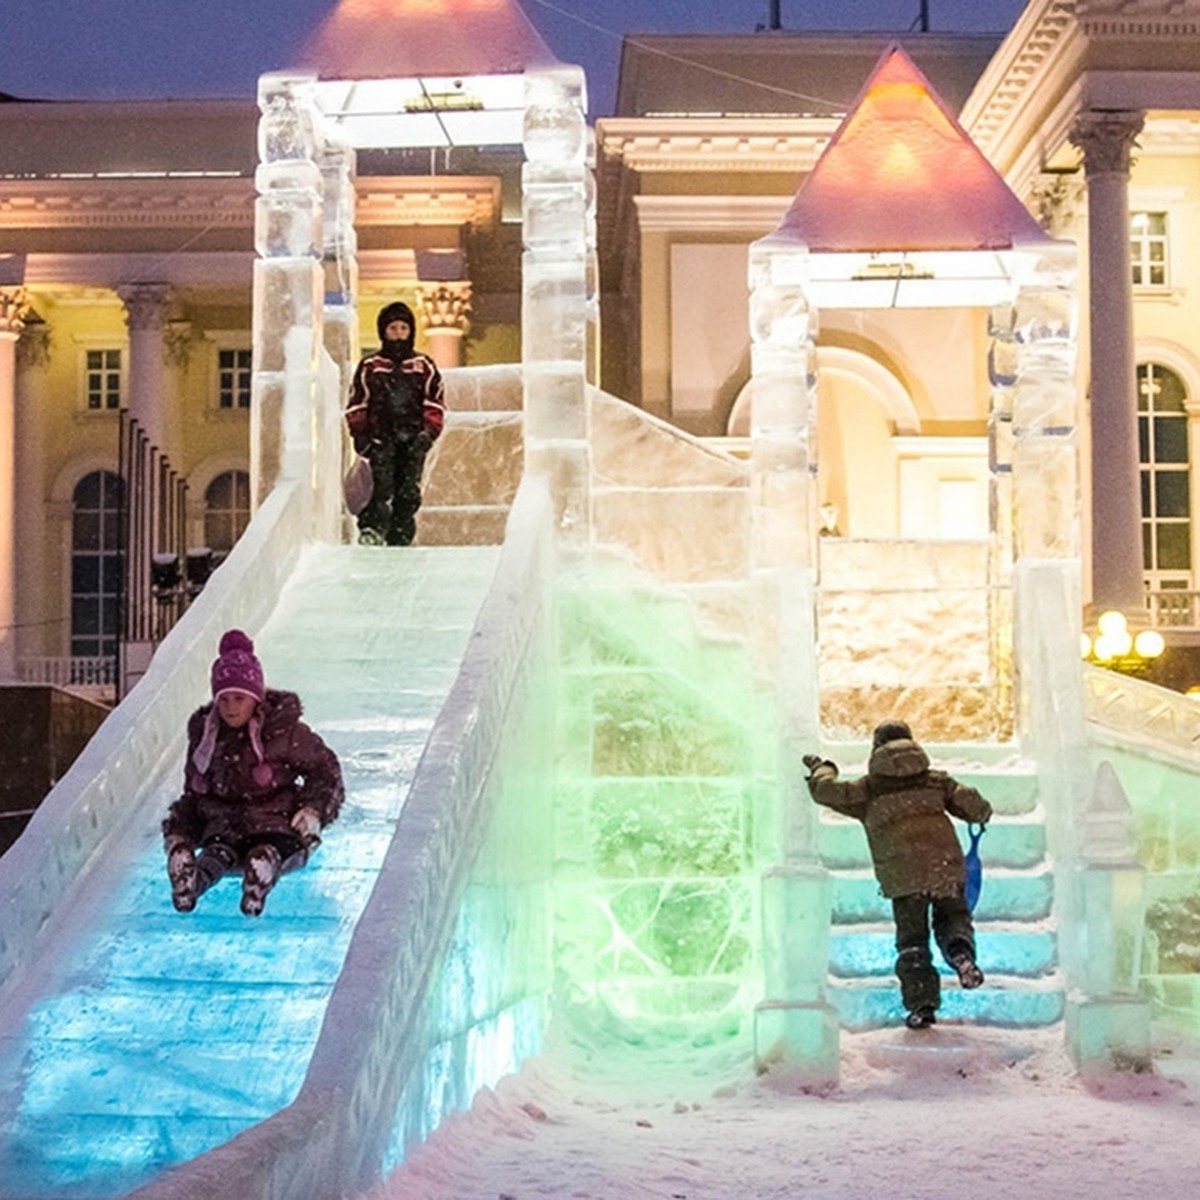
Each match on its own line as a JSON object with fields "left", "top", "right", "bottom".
{"left": 2, "top": 2, "right": 1200, "bottom": 1198}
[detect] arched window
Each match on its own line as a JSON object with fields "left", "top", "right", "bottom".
{"left": 1138, "top": 362, "right": 1191, "bottom": 588}
{"left": 203, "top": 470, "right": 250, "bottom": 553}
{"left": 71, "top": 470, "right": 124, "bottom": 659}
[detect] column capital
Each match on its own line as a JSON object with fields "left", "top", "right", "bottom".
{"left": 16, "top": 323, "right": 51, "bottom": 368}
{"left": 116, "top": 282, "right": 172, "bottom": 331}
{"left": 0, "top": 287, "right": 29, "bottom": 338}
{"left": 414, "top": 281, "right": 473, "bottom": 336}
{"left": 1069, "top": 109, "right": 1145, "bottom": 177}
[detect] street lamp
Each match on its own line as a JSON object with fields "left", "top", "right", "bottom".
{"left": 1080, "top": 609, "right": 1165, "bottom": 675}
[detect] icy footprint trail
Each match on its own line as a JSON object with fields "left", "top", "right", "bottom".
{"left": 0, "top": 544, "right": 499, "bottom": 1200}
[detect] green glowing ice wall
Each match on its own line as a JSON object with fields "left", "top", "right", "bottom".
{"left": 550, "top": 575, "right": 775, "bottom": 1040}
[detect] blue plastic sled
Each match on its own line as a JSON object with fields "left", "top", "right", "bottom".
{"left": 965, "top": 823, "right": 985, "bottom": 911}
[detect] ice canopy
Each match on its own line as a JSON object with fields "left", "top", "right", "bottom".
{"left": 294, "top": 0, "right": 558, "bottom": 79}
{"left": 290, "top": 0, "right": 564, "bottom": 149}
{"left": 768, "top": 43, "right": 1050, "bottom": 308}
{"left": 778, "top": 43, "right": 1046, "bottom": 253}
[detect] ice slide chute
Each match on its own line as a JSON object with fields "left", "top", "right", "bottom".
{"left": 0, "top": 474, "right": 556, "bottom": 1200}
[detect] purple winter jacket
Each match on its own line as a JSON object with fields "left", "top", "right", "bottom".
{"left": 162, "top": 688, "right": 343, "bottom": 849}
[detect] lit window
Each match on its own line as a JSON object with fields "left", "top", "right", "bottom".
{"left": 85, "top": 348, "right": 123, "bottom": 411}
{"left": 1138, "top": 362, "right": 1191, "bottom": 588}
{"left": 1130, "top": 211, "right": 1168, "bottom": 288}
{"left": 217, "top": 348, "right": 252, "bottom": 409}
{"left": 204, "top": 470, "right": 250, "bottom": 552}
{"left": 71, "top": 470, "right": 124, "bottom": 660}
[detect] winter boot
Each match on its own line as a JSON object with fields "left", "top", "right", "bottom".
{"left": 167, "top": 844, "right": 199, "bottom": 913}
{"left": 949, "top": 950, "right": 984, "bottom": 990}
{"left": 241, "top": 843, "right": 282, "bottom": 917}
{"left": 905, "top": 1006, "right": 937, "bottom": 1029}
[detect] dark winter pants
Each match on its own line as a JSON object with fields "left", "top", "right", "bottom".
{"left": 192, "top": 832, "right": 308, "bottom": 901}
{"left": 891, "top": 890, "right": 976, "bottom": 1013}
{"left": 357, "top": 437, "right": 428, "bottom": 546}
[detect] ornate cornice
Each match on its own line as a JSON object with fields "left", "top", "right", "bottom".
{"left": 354, "top": 177, "right": 501, "bottom": 230}
{"left": 961, "top": 1, "right": 1078, "bottom": 162}
{"left": 0, "top": 179, "right": 254, "bottom": 229}
{"left": 598, "top": 118, "right": 838, "bottom": 175}
{"left": 0, "top": 174, "right": 501, "bottom": 232}
{"left": 1077, "top": 0, "right": 1200, "bottom": 36}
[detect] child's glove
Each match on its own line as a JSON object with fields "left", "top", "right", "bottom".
{"left": 345, "top": 406, "right": 368, "bottom": 438}
{"left": 290, "top": 806, "right": 323, "bottom": 848}
{"left": 802, "top": 754, "right": 824, "bottom": 773}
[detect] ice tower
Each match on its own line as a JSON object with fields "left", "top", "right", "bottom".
{"left": 744, "top": 44, "right": 1149, "bottom": 1078}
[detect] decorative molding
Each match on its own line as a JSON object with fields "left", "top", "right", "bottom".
{"left": 1077, "top": 0, "right": 1200, "bottom": 36}
{"left": 354, "top": 176, "right": 501, "bottom": 229}
{"left": 16, "top": 323, "right": 51, "bottom": 368}
{"left": 116, "top": 282, "right": 171, "bottom": 332}
{"left": 164, "top": 319, "right": 194, "bottom": 369}
{"left": 598, "top": 117, "right": 838, "bottom": 174}
{"left": 414, "top": 282, "right": 473, "bottom": 336}
{"left": 1070, "top": 108, "right": 1146, "bottom": 174}
{"left": 0, "top": 286, "right": 29, "bottom": 335}
{"left": 1027, "top": 171, "right": 1086, "bottom": 233}
{"left": 632, "top": 194, "right": 790, "bottom": 233}
{"left": 0, "top": 179, "right": 254, "bottom": 229}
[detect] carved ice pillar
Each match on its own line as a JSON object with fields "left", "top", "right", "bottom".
{"left": 522, "top": 65, "right": 590, "bottom": 547}
{"left": 1065, "top": 762, "right": 1151, "bottom": 1080}
{"left": 116, "top": 283, "right": 173, "bottom": 458}
{"left": 746, "top": 236, "right": 837, "bottom": 1086}
{"left": 414, "top": 282, "right": 473, "bottom": 370}
{"left": 252, "top": 71, "right": 324, "bottom": 513}
{"left": 317, "top": 130, "right": 357, "bottom": 542}
{"left": 1070, "top": 111, "right": 1146, "bottom": 613}
{"left": 0, "top": 287, "right": 28, "bottom": 679}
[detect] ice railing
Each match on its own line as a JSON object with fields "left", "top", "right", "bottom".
{"left": 1083, "top": 662, "right": 1200, "bottom": 759}
{"left": 0, "top": 477, "right": 313, "bottom": 1010}
{"left": 132, "top": 477, "right": 557, "bottom": 1200}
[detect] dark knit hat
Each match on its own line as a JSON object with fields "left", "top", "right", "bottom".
{"left": 377, "top": 301, "right": 415, "bottom": 341}
{"left": 210, "top": 629, "right": 265, "bottom": 702}
{"left": 872, "top": 720, "right": 912, "bottom": 748}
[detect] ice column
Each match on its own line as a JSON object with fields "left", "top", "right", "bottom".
{"left": 251, "top": 72, "right": 324, "bottom": 516}
{"left": 318, "top": 131, "right": 358, "bottom": 543}
{"left": 1010, "top": 239, "right": 1084, "bottom": 750}
{"left": 521, "top": 66, "right": 591, "bottom": 546}
{"left": 747, "top": 237, "right": 837, "bottom": 1086}
{"left": 1065, "top": 761, "right": 1151, "bottom": 1079}
{"left": 986, "top": 305, "right": 1017, "bottom": 737}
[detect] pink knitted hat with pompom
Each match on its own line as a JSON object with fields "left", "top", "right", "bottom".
{"left": 210, "top": 629, "right": 265, "bottom": 702}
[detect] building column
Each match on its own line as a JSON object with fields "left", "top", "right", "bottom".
{"left": 414, "top": 281, "right": 473, "bottom": 370}
{"left": 0, "top": 287, "right": 29, "bottom": 679}
{"left": 116, "top": 282, "right": 174, "bottom": 460}
{"left": 14, "top": 320, "right": 50, "bottom": 668}
{"left": 1070, "top": 110, "right": 1145, "bottom": 613}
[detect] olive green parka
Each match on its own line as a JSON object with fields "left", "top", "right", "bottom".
{"left": 807, "top": 738, "right": 992, "bottom": 898}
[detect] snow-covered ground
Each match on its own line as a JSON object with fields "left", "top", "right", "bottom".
{"left": 369, "top": 1019, "right": 1200, "bottom": 1199}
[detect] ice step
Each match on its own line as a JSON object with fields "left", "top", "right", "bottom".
{"left": 818, "top": 816, "right": 1045, "bottom": 870}
{"left": 832, "top": 867, "right": 1054, "bottom": 924}
{"left": 829, "top": 925, "right": 1058, "bottom": 979}
{"left": 830, "top": 975, "right": 1066, "bottom": 1031}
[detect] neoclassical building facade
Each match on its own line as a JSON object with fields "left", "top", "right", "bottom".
{"left": 3, "top": 0, "right": 1200, "bottom": 693}
{"left": 595, "top": 0, "right": 1200, "bottom": 634}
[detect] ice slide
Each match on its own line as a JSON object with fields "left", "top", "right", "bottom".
{"left": 0, "top": 473, "right": 556, "bottom": 1200}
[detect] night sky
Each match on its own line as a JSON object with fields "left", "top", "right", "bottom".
{"left": 0, "top": 0, "right": 1028, "bottom": 117}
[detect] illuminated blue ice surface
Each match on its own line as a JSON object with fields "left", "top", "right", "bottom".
{"left": 0, "top": 544, "right": 499, "bottom": 1200}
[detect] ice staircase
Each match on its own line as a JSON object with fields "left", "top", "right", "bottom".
{"left": 818, "top": 752, "right": 1065, "bottom": 1029}
{"left": 0, "top": 543, "right": 501, "bottom": 1200}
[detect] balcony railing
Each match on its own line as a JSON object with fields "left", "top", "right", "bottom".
{"left": 17, "top": 656, "right": 117, "bottom": 703}
{"left": 1145, "top": 589, "right": 1200, "bottom": 630}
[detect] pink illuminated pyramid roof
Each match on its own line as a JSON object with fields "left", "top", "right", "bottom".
{"left": 776, "top": 44, "right": 1046, "bottom": 253}
{"left": 295, "top": 0, "right": 558, "bottom": 79}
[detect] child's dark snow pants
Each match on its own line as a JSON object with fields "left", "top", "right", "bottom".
{"left": 892, "top": 891, "right": 976, "bottom": 1012}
